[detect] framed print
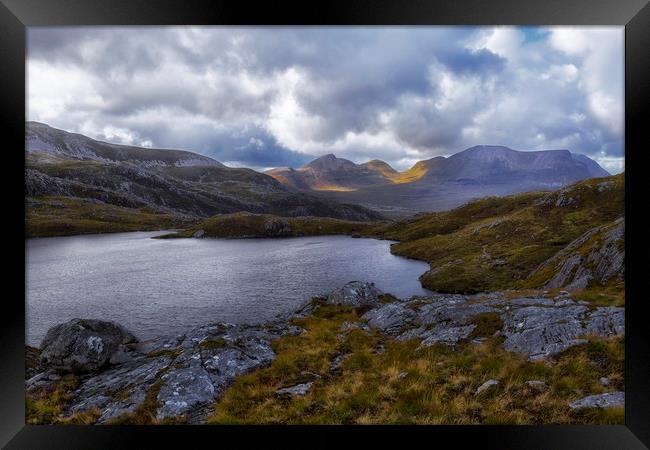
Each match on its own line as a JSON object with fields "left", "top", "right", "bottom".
{"left": 1, "top": 0, "right": 649, "bottom": 448}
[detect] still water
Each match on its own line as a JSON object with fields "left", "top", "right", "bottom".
{"left": 26, "top": 232, "right": 430, "bottom": 345}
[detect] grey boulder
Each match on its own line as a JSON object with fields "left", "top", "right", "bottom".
{"left": 475, "top": 379, "right": 499, "bottom": 395}
{"left": 275, "top": 382, "right": 313, "bottom": 398}
{"left": 327, "top": 281, "right": 382, "bottom": 307}
{"left": 40, "top": 318, "right": 137, "bottom": 373}
{"left": 362, "top": 303, "right": 416, "bottom": 335}
{"left": 569, "top": 392, "right": 624, "bottom": 410}
{"left": 156, "top": 367, "right": 215, "bottom": 419}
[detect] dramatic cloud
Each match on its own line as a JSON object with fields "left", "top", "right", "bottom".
{"left": 27, "top": 26, "right": 624, "bottom": 172}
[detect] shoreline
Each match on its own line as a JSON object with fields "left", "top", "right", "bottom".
{"left": 26, "top": 283, "right": 626, "bottom": 425}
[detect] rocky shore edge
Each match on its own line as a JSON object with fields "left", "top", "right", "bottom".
{"left": 26, "top": 282, "right": 625, "bottom": 424}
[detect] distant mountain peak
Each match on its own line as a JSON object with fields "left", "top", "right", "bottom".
{"left": 304, "top": 153, "right": 356, "bottom": 171}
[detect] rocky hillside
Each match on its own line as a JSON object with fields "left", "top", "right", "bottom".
{"left": 267, "top": 147, "right": 610, "bottom": 217}
{"left": 26, "top": 282, "right": 624, "bottom": 425}
{"left": 27, "top": 122, "right": 223, "bottom": 167}
{"left": 25, "top": 123, "right": 383, "bottom": 236}
{"left": 527, "top": 217, "right": 624, "bottom": 291}
{"left": 371, "top": 174, "right": 624, "bottom": 298}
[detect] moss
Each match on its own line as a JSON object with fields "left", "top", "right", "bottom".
{"left": 104, "top": 367, "right": 187, "bottom": 425}
{"left": 104, "top": 380, "right": 166, "bottom": 425}
{"left": 26, "top": 374, "right": 83, "bottom": 425}
{"left": 165, "top": 212, "right": 383, "bottom": 239}
{"left": 26, "top": 196, "right": 196, "bottom": 238}
{"left": 199, "top": 338, "right": 227, "bottom": 350}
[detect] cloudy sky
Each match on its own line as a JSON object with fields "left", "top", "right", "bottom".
{"left": 27, "top": 26, "right": 624, "bottom": 173}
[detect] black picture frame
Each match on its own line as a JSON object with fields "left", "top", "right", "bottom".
{"left": 2, "top": 0, "right": 648, "bottom": 448}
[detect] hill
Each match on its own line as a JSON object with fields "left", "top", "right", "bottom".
{"left": 25, "top": 123, "right": 383, "bottom": 236}
{"left": 369, "top": 173, "right": 624, "bottom": 301}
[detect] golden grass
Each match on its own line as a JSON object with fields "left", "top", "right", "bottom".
{"left": 372, "top": 174, "right": 624, "bottom": 294}
{"left": 26, "top": 196, "right": 195, "bottom": 238}
{"left": 164, "top": 212, "right": 382, "bottom": 239}
{"left": 208, "top": 304, "right": 624, "bottom": 425}
{"left": 26, "top": 374, "right": 101, "bottom": 425}
{"left": 313, "top": 185, "right": 359, "bottom": 192}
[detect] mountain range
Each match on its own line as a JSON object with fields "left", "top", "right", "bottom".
{"left": 25, "top": 121, "right": 612, "bottom": 233}
{"left": 25, "top": 122, "right": 382, "bottom": 233}
{"left": 266, "top": 146, "right": 609, "bottom": 216}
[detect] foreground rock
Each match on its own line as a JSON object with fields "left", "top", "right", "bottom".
{"left": 362, "top": 293, "right": 624, "bottom": 360}
{"left": 31, "top": 319, "right": 300, "bottom": 423}
{"left": 30, "top": 283, "right": 625, "bottom": 424}
{"left": 475, "top": 379, "right": 499, "bottom": 395}
{"left": 275, "top": 382, "right": 313, "bottom": 398}
{"left": 40, "top": 319, "right": 137, "bottom": 373}
{"left": 569, "top": 392, "right": 625, "bottom": 410}
{"left": 327, "top": 281, "right": 382, "bottom": 307}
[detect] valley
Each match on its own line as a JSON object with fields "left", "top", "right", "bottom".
{"left": 24, "top": 122, "right": 625, "bottom": 426}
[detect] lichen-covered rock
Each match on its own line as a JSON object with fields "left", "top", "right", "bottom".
{"left": 327, "top": 281, "right": 382, "bottom": 307}
{"left": 530, "top": 218, "right": 624, "bottom": 291}
{"left": 365, "top": 293, "right": 624, "bottom": 360}
{"left": 418, "top": 324, "right": 477, "bottom": 347}
{"left": 36, "top": 318, "right": 301, "bottom": 424}
{"left": 156, "top": 367, "right": 215, "bottom": 419}
{"left": 501, "top": 305, "right": 589, "bottom": 360}
{"left": 476, "top": 379, "right": 499, "bottom": 395}
{"left": 362, "top": 303, "right": 416, "bottom": 335}
{"left": 40, "top": 319, "right": 137, "bottom": 373}
{"left": 569, "top": 391, "right": 624, "bottom": 410}
{"left": 585, "top": 307, "right": 625, "bottom": 336}
{"left": 70, "top": 356, "right": 173, "bottom": 422}
{"left": 275, "top": 382, "right": 313, "bottom": 398}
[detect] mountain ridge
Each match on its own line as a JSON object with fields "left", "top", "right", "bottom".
{"left": 27, "top": 121, "right": 223, "bottom": 168}
{"left": 266, "top": 146, "right": 610, "bottom": 216}
{"left": 25, "top": 122, "right": 383, "bottom": 236}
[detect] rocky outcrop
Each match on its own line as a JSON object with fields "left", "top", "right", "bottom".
{"left": 29, "top": 284, "right": 625, "bottom": 424}
{"left": 569, "top": 392, "right": 625, "bottom": 410}
{"left": 31, "top": 319, "right": 300, "bottom": 423}
{"left": 40, "top": 319, "right": 137, "bottom": 373}
{"left": 362, "top": 302, "right": 416, "bottom": 335}
{"left": 361, "top": 293, "right": 624, "bottom": 360}
{"left": 529, "top": 218, "right": 624, "bottom": 291}
{"left": 327, "top": 281, "right": 382, "bottom": 307}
